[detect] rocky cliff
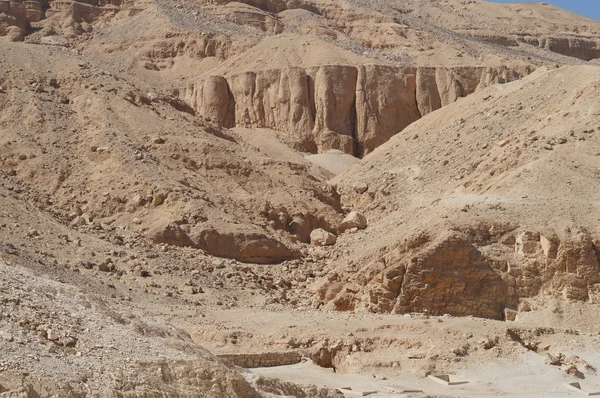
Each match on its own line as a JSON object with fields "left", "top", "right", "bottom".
{"left": 184, "top": 65, "right": 532, "bottom": 156}
{"left": 318, "top": 227, "right": 600, "bottom": 320}
{"left": 0, "top": 0, "right": 42, "bottom": 41}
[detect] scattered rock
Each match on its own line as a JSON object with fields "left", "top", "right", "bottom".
{"left": 153, "top": 192, "right": 168, "bottom": 206}
{"left": 46, "top": 329, "right": 59, "bottom": 341}
{"left": 546, "top": 353, "right": 565, "bottom": 366}
{"left": 566, "top": 365, "right": 584, "bottom": 378}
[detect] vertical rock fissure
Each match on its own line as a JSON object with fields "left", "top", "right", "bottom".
{"left": 226, "top": 80, "right": 236, "bottom": 127}
{"left": 307, "top": 74, "right": 316, "bottom": 125}
{"left": 351, "top": 73, "right": 360, "bottom": 158}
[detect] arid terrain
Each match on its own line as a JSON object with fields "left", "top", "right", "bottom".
{"left": 2, "top": 0, "right": 600, "bottom": 397}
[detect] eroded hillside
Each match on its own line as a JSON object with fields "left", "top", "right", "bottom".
{"left": 318, "top": 65, "right": 600, "bottom": 319}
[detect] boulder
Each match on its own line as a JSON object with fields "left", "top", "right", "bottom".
{"left": 310, "top": 229, "right": 337, "bottom": 246}
{"left": 340, "top": 211, "right": 367, "bottom": 232}
{"left": 191, "top": 228, "right": 298, "bottom": 264}
{"left": 353, "top": 182, "right": 368, "bottom": 194}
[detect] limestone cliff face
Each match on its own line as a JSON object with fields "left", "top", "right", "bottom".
{"left": 317, "top": 233, "right": 513, "bottom": 320}
{"left": 190, "top": 75, "right": 236, "bottom": 128}
{"left": 184, "top": 65, "right": 532, "bottom": 156}
{"left": 0, "top": 0, "right": 126, "bottom": 42}
{"left": 355, "top": 65, "right": 420, "bottom": 156}
{"left": 317, "top": 228, "right": 600, "bottom": 320}
{"left": 311, "top": 65, "right": 358, "bottom": 154}
{"left": 519, "top": 36, "right": 600, "bottom": 61}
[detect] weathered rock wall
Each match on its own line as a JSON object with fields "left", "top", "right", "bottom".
{"left": 317, "top": 228, "right": 600, "bottom": 320}
{"left": 0, "top": 0, "right": 39, "bottom": 41}
{"left": 0, "top": 0, "right": 126, "bottom": 41}
{"left": 184, "top": 65, "right": 532, "bottom": 156}
{"left": 44, "top": 0, "right": 122, "bottom": 21}
{"left": 355, "top": 65, "right": 420, "bottom": 155}
{"left": 519, "top": 36, "right": 600, "bottom": 61}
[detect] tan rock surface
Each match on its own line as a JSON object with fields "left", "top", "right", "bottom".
{"left": 0, "top": 0, "right": 30, "bottom": 41}
{"left": 310, "top": 228, "right": 337, "bottom": 246}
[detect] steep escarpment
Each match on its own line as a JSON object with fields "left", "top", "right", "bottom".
{"left": 519, "top": 36, "right": 600, "bottom": 61}
{"left": 4, "top": 0, "right": 598, "bottom": 160}
{"left": 317, "top": 65, "right": 600, "bottom": 319}
{"left": 184, "top": 65, "right": 532, "bottom": 156}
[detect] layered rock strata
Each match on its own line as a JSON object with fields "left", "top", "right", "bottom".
{"left": 318, "top": 229, "right": 600, "bottom": 320}
{"left": 518, "top": 36, "right": 600, "bottom": 61}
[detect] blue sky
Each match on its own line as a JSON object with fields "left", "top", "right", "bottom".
{"left": 487, "top": 0, "right": 600, "bottom": 21}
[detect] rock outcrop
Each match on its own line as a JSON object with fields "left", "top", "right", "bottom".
{"left": 44, "top": 0, "right": 123, "bottom": 21}
{"left": 455, "top": 30, "right": 600, "bottom": 61}
{"left": 203, "top": 2, "right": 284, "bottom": 34}
{"left": 184, "top": 65, "right": 532, "bottom": 156}
{"left": 339, "top": 211, "right": 367, "bottom": 232}
{"left": 518, "top": 36, "right": 600, "bottom": 61}
{"left": 150, "top": 223, "right": 299, "bottom": 264}
{"left": 318, "top": 228, "right": 600, "bottom": 320}
{"left": 317, "top": 65, "right": 600, "bottom": 319}
{"left": 318, "top": 232, "right": 513, "bottom": 320}
{"left": 355, "top": 65, "right": 420, "bottom": 155}
{"left": 0, "top": 0, "right": 126, "bottom": 41}
{"left": 0, "top": 0, "right": 34, "bottom": 41}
